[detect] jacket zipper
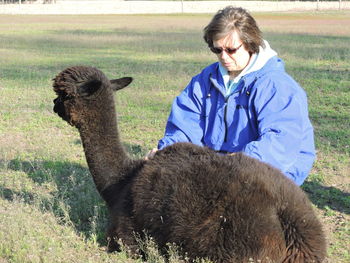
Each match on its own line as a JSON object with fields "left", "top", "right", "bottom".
{"left": 224, "top": 97, "right": 229, "bottom": 142}
{"left": 209, "top": 76, "right": 238, "bottom": 144}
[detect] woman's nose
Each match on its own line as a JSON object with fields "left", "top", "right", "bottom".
{"left": 219, "top": 50, "right": 230, "bottom": 59}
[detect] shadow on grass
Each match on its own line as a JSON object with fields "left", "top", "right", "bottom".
{"left": 1, "top": 158, "right": 108, "bottom": 244}
{"left": 0, "top": 143, "right": 146, "bottom": 245}
{"left": 302, "top": 181, "right": 350, "bottom": 215}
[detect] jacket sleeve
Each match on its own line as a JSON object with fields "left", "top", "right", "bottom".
{"left": 242, "top": 76, "right": 313, "bottom": 183}
{"left": 158, "top": 77, "right": 206, "bottom": 150}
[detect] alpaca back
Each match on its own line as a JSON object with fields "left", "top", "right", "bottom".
{"left": 132, "top": 143, "right": 300, "bottom": 262}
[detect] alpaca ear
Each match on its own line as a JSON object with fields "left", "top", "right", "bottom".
{"left": 78, "top": 79, "right": 102, "bottom": 97}
{"left": 110, "top": 77, "right": 133, "bottom": 91}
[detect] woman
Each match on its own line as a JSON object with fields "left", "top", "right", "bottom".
{"left": 148, "top": 6, "right": 315, "bottom": 186}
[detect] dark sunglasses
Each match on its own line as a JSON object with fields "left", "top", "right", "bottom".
{"left": 210, "top": 44, "right": 243, "bottom": 55}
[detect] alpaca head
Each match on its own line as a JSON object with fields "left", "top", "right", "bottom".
{"left": 52, "top": 66, "right": 132, "bottom": 127}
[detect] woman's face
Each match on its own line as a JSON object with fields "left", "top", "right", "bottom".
{"left": 212, "top": 31, "right": 251, "bottom": 75}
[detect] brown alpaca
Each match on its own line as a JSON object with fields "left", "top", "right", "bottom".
{"left": 52, "top": 66, "right": 326, "bottom": 263}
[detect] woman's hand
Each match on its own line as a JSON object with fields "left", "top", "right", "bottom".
{"left": 145, "top": 148, "right": 158, "bottom": 160}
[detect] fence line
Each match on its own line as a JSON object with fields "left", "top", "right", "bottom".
{"left": 0, "top": 1, "right": 349, "bottom": 14}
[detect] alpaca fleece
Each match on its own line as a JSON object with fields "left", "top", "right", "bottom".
{"left": 53, "top": 66, "right": 326, "bottom": 263}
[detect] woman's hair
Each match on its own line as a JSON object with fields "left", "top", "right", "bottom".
{"left": 203, "top": 6, "right": 265, "bottom": 54}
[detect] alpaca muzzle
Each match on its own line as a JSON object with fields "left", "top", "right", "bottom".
{"left": 53, "top": 97, "right": 71, "bottom": 124}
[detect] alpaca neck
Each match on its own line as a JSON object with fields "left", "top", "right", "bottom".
{"left": 78, "top": 94, "right": 130, "bottom": 194}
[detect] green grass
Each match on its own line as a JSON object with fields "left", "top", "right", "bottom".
{"left": 0, "top": 12, "right": 349, "bottom": 262}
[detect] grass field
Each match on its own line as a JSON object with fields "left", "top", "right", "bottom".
{"left": 0, "top": 11, "right": 349, "bottom": 262}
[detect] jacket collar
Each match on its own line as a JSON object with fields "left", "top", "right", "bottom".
{"left": 209, "top": 64, "right": 227, "bottom": 97}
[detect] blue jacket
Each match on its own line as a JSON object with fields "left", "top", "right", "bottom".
{"left": 158, "top": 54, "right": 315, "bottom": 186}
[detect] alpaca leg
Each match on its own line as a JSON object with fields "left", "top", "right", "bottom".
{"left": 107, "top": 213, "right": 140, "bottom": 258}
